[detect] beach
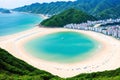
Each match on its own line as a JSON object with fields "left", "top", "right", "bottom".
{"left": 0, "top": 26, "right": 120, "bottom": 78}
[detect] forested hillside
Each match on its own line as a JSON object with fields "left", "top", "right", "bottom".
{"left": 13, "top": 0, "right": 120, "bottom": 19}
{"left": 40, "top": 9, "right": 97, "bottom": 27}
{"left": 0, "top": 48, "right": 60, "bottom": 80}
{"left": 97, "top": 5, "right": 120, "bottom": 19}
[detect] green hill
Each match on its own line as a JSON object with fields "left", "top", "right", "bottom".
{"left": 40, "top": 9, "right": 97, "bottom": 27}
{"left": 0, "top": 48, "right": 120, "bottom": 80}
{"left": 0, "top": 48, "right": 60, "bottom": 80}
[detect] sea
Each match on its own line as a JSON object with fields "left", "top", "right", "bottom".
{"left": 0, "top": 12, "right": 43, "bottom": 36}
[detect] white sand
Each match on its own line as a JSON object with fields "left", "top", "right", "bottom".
{"left": 0, "top": 27, "right": 120, "bottom": 78}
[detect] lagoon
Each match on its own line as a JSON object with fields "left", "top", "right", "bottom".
{"left": 24, "top": 31, "right": 99, "bottom": 63}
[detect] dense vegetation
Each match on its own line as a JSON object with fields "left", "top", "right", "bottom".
{"left": 97, "top": 5, "right": 120, "bottom": 19}
{"left": 40, "top": 9, "right": 97, "bottom": 27}
{"left": 0, "top": 8, "right": 10, "bottom": 13}
{"left": 0, "top": 48, "right": 61, "bottom": 80}
{"left": 13, "top": 0, "right": 120, "bottom": 19}
{"left": 0, "top": 48, "right": 120, "bottom": 80}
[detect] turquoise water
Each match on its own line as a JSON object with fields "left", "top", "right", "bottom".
{"left": 24, "top": 31, "right": 99, "bottom": 63}
{"left": 0, "top": 12, "right": 43, "bottom": 36}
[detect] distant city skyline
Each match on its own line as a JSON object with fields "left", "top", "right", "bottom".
{"left": 0, "top": 0, "right": 75, "bottom": 9}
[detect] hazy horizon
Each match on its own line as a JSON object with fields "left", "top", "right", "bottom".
{"left": 0, "top": 0, "right": 75, "bottom": 9}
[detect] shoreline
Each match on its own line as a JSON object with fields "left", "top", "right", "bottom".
{"left": 39, "top": 14, "right": 49, "bottom": 19}
{"left": 0, "top": 27, "right": 120, "bottom": 78}
{"left": 0, "top": 12, "right": 47, "bottom": 39}
{"left": 22, "top": 29, "right": 102, "bottom": 64}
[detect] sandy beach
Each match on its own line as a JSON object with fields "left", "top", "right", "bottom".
{"left": 0, "top": 26, "right": 120, "bottom": 78}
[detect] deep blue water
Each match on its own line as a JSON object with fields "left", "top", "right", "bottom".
{"left": 0, "top": 12, "right": 43, "bottom": 36}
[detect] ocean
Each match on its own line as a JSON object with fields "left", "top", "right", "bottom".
{"left": 0, "top": 12, "right": 43, "bottom": 36}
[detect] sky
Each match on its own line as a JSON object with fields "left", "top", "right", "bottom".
{"left": 0, "top": 0, "right": 75, "bottom": 9}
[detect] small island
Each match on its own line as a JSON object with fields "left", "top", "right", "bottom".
{"left": 0, "top": 8, "right": 11, "bottom": 13}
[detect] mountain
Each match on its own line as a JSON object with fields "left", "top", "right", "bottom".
{"left": 0, "top": 8, "right": 11, "bottom": 13}
{"left": 91, "top": 0, "right": 120, "bottom": 14}
{"left": 13, "top": 0, "right": 120, "bottom": 19}
{"left": 97, "top": 5, "right": 120, "bottom": 19}
{"left": 13, "top": 2, "right": 74, "bottom": 15}
{"left": 40, "top": 9, "right": 97, "bottom": 27}
{"left": 0, "top": 48, "right": 120, "bottom": 80}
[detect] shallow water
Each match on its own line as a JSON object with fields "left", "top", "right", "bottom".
{"left": 24, "top": 31, "right": 99, "bottom": 63}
